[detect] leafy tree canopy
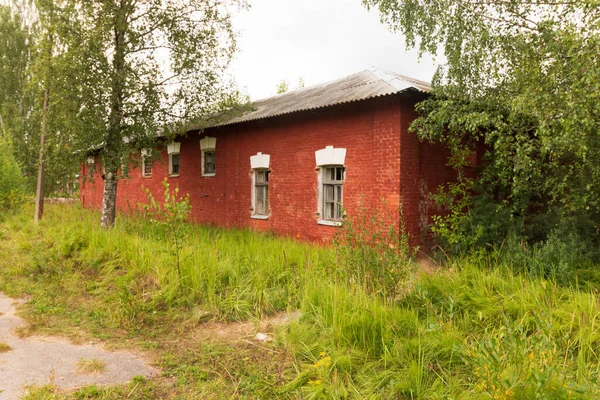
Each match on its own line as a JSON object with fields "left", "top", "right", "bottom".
{"left": 364, "top": 0, "right": 600, "bottom": 247}
{"left": 27, "top": 0, "right": 248, "bottom": 227}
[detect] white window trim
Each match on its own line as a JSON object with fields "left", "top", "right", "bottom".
{"left": 315, "top": 146, "right": 346, "bottom": 226}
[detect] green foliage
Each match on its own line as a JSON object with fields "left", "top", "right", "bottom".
{"left": 0, "top": 135, "right": 25, "bottom": 213}
{"left": 334, "top": 200, "right": 417, "bottom": 301}
{"left": 365, "top": 0, "right": 600, "bottom": 252}
{"left": 142, "top": 179, "right": 191, "bottom": 281}
{"left": 275, "top": 79, "right": 289, "bottom": 94}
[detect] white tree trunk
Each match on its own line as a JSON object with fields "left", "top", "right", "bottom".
{"left": 100, "top": 170, "right": 118, "bottom": 229}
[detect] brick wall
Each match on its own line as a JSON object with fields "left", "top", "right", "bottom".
{"left": 80, "top": 94, "right": 456, "bottom": 244}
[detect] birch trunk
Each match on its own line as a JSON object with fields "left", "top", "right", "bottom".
{"left": 33, "top": 86, "right": 49, "bottom": 223}
{"left": 100, "top": 170, "right": 118, "bottom": 228}
{"left": 100, "top": 3, "right": 126, "bottom": 230}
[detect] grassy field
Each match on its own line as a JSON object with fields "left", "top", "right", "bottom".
{"left": 1, "top": 203, "right": 600, "bottom": 399}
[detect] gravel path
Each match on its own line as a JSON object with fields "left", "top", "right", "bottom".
{"left": 0, "top": 293, "right": 156, "bottom": 399}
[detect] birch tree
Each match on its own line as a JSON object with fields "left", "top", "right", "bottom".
{"left": 52, "top": 0, "right": 246, "bottom": 229}
{"left": 365, "top": 0, "right": 600, "bottom": 245}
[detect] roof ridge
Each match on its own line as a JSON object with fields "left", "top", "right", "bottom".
{"left": 369, "top": 66, "right": 431, "bottom": 90}
{"left": 253, "top": 69, "right": 376, "bottom": 103}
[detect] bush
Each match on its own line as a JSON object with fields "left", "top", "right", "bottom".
{"left": 494, "top": 230, "right": 593, "bottom": 284}
{"left": 0, "top": 135, "right": 25, "bottom": 214}
{"left": 333, "top": 199, "right": 417, "bottom": 302}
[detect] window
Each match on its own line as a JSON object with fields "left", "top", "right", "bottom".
{"left": 200, "top": 136, "right": 216, "bottom": 176}
{"left": 87, "top": 156, "right": 95, "bottom": 180}
{"left": 170, "top": 153, "right": 180, "bottom": 175}
{"left": 315, "top": 146, "right": 347, "bottom": 225}
{"left": 167, "top": 141, "right": 181, "bottom": 176}
{"left": 253, "top": 169, "right": 270, "bottom": 216}
{"left": 322, "top": 166, "right": 344, "bottom": 221}
{"left": 250, "top": 152, "right": 271, "bottom": 219}
{"left": 141, "top": 149, "right": 152, "bottom": 178}
{"left": 142, "top": 159, "right": 152, "bottom": 177}
{"left": 203, "top": 150, "right": 216, "bottom": 175}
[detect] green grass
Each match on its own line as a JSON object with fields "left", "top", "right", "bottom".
{"left": 0, "top": 342, "right": 12, "bottom": 352}
{"left": 2, "top": 203, "right": 600, "bottom": 398}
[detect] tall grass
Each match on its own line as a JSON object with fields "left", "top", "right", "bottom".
{"left": 1, "top": 204, "right": 600, "bottom": 398}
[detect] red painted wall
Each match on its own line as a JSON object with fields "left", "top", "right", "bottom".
{"left": 80, "top": 94, "right": 455, "bottom": 244}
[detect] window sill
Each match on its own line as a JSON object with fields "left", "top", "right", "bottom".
{"left": 168, "top": 174, "right": 180, "bottom": 178}
{"left": 317, "top": 220, "right": 342, "bottom": 227}
{"left": 251, "top": 215, "right": 269, "bottom": 220}
{"left": 202, "top": 173, "right": 216, "bottom": 177}
{"left": 142, "top": 175, "right": 152, "bottom": 179}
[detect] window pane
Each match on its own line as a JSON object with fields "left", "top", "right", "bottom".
{"left": 335, "top": 167, "right": 344, "bottom": 181}
{"left": 256, "top": 186, "right": 264, "bottom": 214}
{"left": 264, "top": 186, "right": 269, "bottom": 214}
{"left": 255, "top": 185, "right": 268, "bottom": 215}
{"left": 204, "top": 151, "right": 215, "bottom": 174}
{"left": 335, "top": 185, "right": 342, "bottom": 202}
{"left": 326, "top": 202, "right": 335, "bottom": 220}
{"left": 324, "top": 185, "right": 334, "bottom": 202}
{"left": 143, "top": 160, "right": 152, "bottom": 176}
{"left": 256, "top": 170, "right": 265, "bottom": 183}
{"left": 327, "top": 167, "right": 335, "bottom": 182}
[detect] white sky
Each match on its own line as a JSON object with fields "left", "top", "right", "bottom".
{"left": 229, "top": 0, "right": 440, "bottom": 100}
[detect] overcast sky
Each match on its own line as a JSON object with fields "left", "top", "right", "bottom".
{"left": 229, "top": 0, "right": 440, "bottom": 100}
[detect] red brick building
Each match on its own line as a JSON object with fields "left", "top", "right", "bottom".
{"left": 80, "top": 68, "right": 455, "bottom": 243}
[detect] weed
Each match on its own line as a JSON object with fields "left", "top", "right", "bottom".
{"left": 334, "top": 199, "right": 417, "bottom": 302}
{"left": 76, "top": 358, "right": 107, "bottom": 375}
{"left": 0, "top": 342, "right": 12, "bottom": 352}
{"left": 141, "top": 179, "right": 191, "bottom": 282}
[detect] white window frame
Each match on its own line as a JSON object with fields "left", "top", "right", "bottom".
{"left": 250, "top": 152, "right": 271, "bottom": 219}
{"left": 167, "top": 142, "right": 181, "bottom": 177}
{"left": 319, "top": 166, "right": 345, "bottom": 224}
{"left": 200, "top": 136, "right": 217, "bottom": 177}
{"left": 252, "top": 169, "right": 270, "bottom": 219}
{"left": 315, "top": 146, "right": 347, "bottom": 226}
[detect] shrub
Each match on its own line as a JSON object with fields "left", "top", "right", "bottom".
{"left": 494, "top": 230, "right": 592, "bottom": 284}
{"left": 333, "top": 199, "right": 416, "bottom": 302}
{"left": 0, "top": 135, "right": 25, "bottom": 214}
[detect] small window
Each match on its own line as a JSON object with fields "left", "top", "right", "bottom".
{"left": 321, "top": 166, "right": 344, "bottom": 221}
{"left": 200, "top": 136, "right": 217, "bottom": 176}
{"left": 203, "top": 150, "right": 216, "bottom": 175}
{"left": 142, "top": 158, "right": 152, "bottom": 177}
{"left": 169, "top": 153, "right": 180, "bottom": 176}
{"left": 87, "top": 157, "right": 95, "bottom": 180}
{"left": 141, "top": 150, "right": 152, "bottom": 178}
{"left": 253, "top": 169, "right": 269, "bottom": 217}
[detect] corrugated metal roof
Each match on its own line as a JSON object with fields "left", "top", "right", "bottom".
{"left": 206, "top": 67, "right": 430, "bottom": 128}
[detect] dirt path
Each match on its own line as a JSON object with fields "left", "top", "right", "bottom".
{"left": 0, "top": 293, "right": 156, "bottom": 399}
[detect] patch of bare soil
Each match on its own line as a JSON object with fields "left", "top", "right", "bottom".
{"left": 191, "top": 310, "right": 302, "bottom": 343}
